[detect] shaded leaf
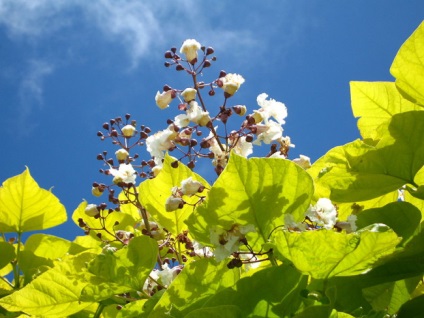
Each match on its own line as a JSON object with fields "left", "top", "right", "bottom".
{"left": 203, "top": 264, "right": 307, "bottom": 318}
{"left": 356, "top": 201, "right": 421, "bottom": 245}
{"left": 183, "top": 305, "right": 242, "bottom": 318}
{"left": 362, "top": 276, "right": 421, "bottom": 314}
{"left": 0, "top": 241, "right": 15, "bottom": 270}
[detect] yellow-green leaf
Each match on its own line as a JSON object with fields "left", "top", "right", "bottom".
{"left": 273, "top": 225, "right": 400, "bottom": 279}
{"left": 350, "top": 81, "right": 422, "bottom": 140}
{"left": 186, "top": 153, "right": 314, "bottom": 249}
{"left": 0, "top": 253, "right": 95, "bottom": 317}
{"left": 138, "top": 154, "right": 210, "bottom": 236}
{"left": 391, "top": 21, "right": 424, "bottom": 106}
{"left": 0, "top": 168, "right": 66, "bottom": 233}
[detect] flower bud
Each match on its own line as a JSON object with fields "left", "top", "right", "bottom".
{"left": 121, "top": 125, "right": 136, "bottom": 137}
{"left": 232, "top": 105, "right": 247, "bottom": 116}
{"left": 165, "top": 197, "right": 185, "bottom": 212}
{"left": 92, "top": 186, "right": 103, "bottom": 197}
{"left": 181, "top": 88, "right": 197, "bottom": 102}
{"left": 115, "top": 149, "right": 129, "bottom": 161}
{"left": 85, "top": 204, "right": 99, "bottom": 217}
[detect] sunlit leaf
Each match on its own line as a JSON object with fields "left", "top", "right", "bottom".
{"left": 202, "top": 264, "right": 307, "bottom": 317}
{"left": 0, "top": 168, "right": 67, "bottom": 233}
{"left": 272, "top": 226, "right": 400, "bottom": 279}
{"left": 350, "top": 81, "right": 421, "bottom": 141}
{"left": 390, "top": 21, "right": 424, "bottom": 106}
{"left": 80, "top": 235, "right": 158, "bottom": 302}
{"left": 186, "top": 153, "right": 314, "bottom": 249}
{"left": 150, "top": 258, "right": 240, "bottom": 317}
{"left": 0, "top": 253, "right": 95, "bottom": 317}
{"left": 309, "top": 111, "right": 424, "bottom": 202}
{"left": 18, "top": 234, "right": 93, "bottom": 285}
{"left": 138, "top": 154, "right": 210, "bottom": 236}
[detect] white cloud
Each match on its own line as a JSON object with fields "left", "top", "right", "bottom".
{"left": 17, "top": 60, "right": 54, "bottom": 134}
{"left": 0, "top": 0, "right": 263, "bottom": 66}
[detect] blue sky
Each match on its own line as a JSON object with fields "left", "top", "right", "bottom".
{"left": 1, "top": 1, "right": 423, "bottom": 240}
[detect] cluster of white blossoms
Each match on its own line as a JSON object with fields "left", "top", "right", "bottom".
{"left": 251, "top": 93, "right": 287, "bottom": 146}
{"left": 305, "top": 198, "right": 338, "bottom": 230}
{"left": 209, "top": 224, "right": 256, "bottom": 262}
{"left": 165, "top": 177, "right": 205, "bottom": 212}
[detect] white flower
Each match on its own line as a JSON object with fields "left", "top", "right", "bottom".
{"left": 187, "top": 101, "right": 210, "bottom": 126}
{"left": 256, "top": 93, "right": 287, "bottom": 125}
{"left": 231, "top": 136, "right": 253, "bottom": 158}
{"left": 115, "top": 149, "right": 129, "bottom": 161}
{"left": 181, "top": 88, "right": 197, "bottom": 102}
{"left": 180, "top": 39, "right": 201, "bottom": 62}
{"left": 109, "top": 163, "right": 137, "bottom": 184}
{"left": 180, "top": 177, "right": 204, "bottom": 196}
{"left": 292, "top": 155, "right": 311, "bottom": 169}
{"left": 165, "top": 196, "right": 184, "bottom": 212}
{"left": 155, "top": 90, "right": 174, "bottom": 109}
{"left": 157, "top": 263, "right": 182, "bottom": 287}
{"left": 220, "top": 73, "right": 245, "bottom": 96}
{"left": 121, "top": 125, "right": 136, "bottom": 137}
{"left": 146, "top": 126, "right": 178, "bottom": 165}
{"left": 253, "top": 120, "right": 283, "bottom": 145}
{"left": 84, "top": 204, "right": 99, "bottom": 217}
{"left": 306, "top": 198, "right": 338, "bottom": 229}
{"left": 192, "top": 241, "right": 214, "bottom": 258}
{"left": 174, "top": 114, "right": 190, "bottom": 128}
{"left": 210, "top": 224, "right": 256, "bottom": 262}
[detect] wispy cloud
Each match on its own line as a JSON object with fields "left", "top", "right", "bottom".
{"left": 0, "top": 0, "right": 263, "bottom": 66}
{"left": 17, "top": 60, "right": 54, "bottom": 134}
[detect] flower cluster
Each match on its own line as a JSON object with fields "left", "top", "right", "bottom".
{"left": 209, "top": 224, "right": 256, "bottom": 262}
{"left": 284, "top": 198, "right": 358, "bottom": 233}
{"left": 165, "top": 177, "right": 206, "bottom": 212}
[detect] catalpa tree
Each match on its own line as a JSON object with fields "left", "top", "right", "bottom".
{"left": 0, "top": 21, "right": 423, "bottom": 318}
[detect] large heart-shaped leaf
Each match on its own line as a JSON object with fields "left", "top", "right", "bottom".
{"left": 0, "top": 168, "right": 66, "bottom": 233}
{"left": 186, "top": 153, "right": 314, "bottom": 249}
